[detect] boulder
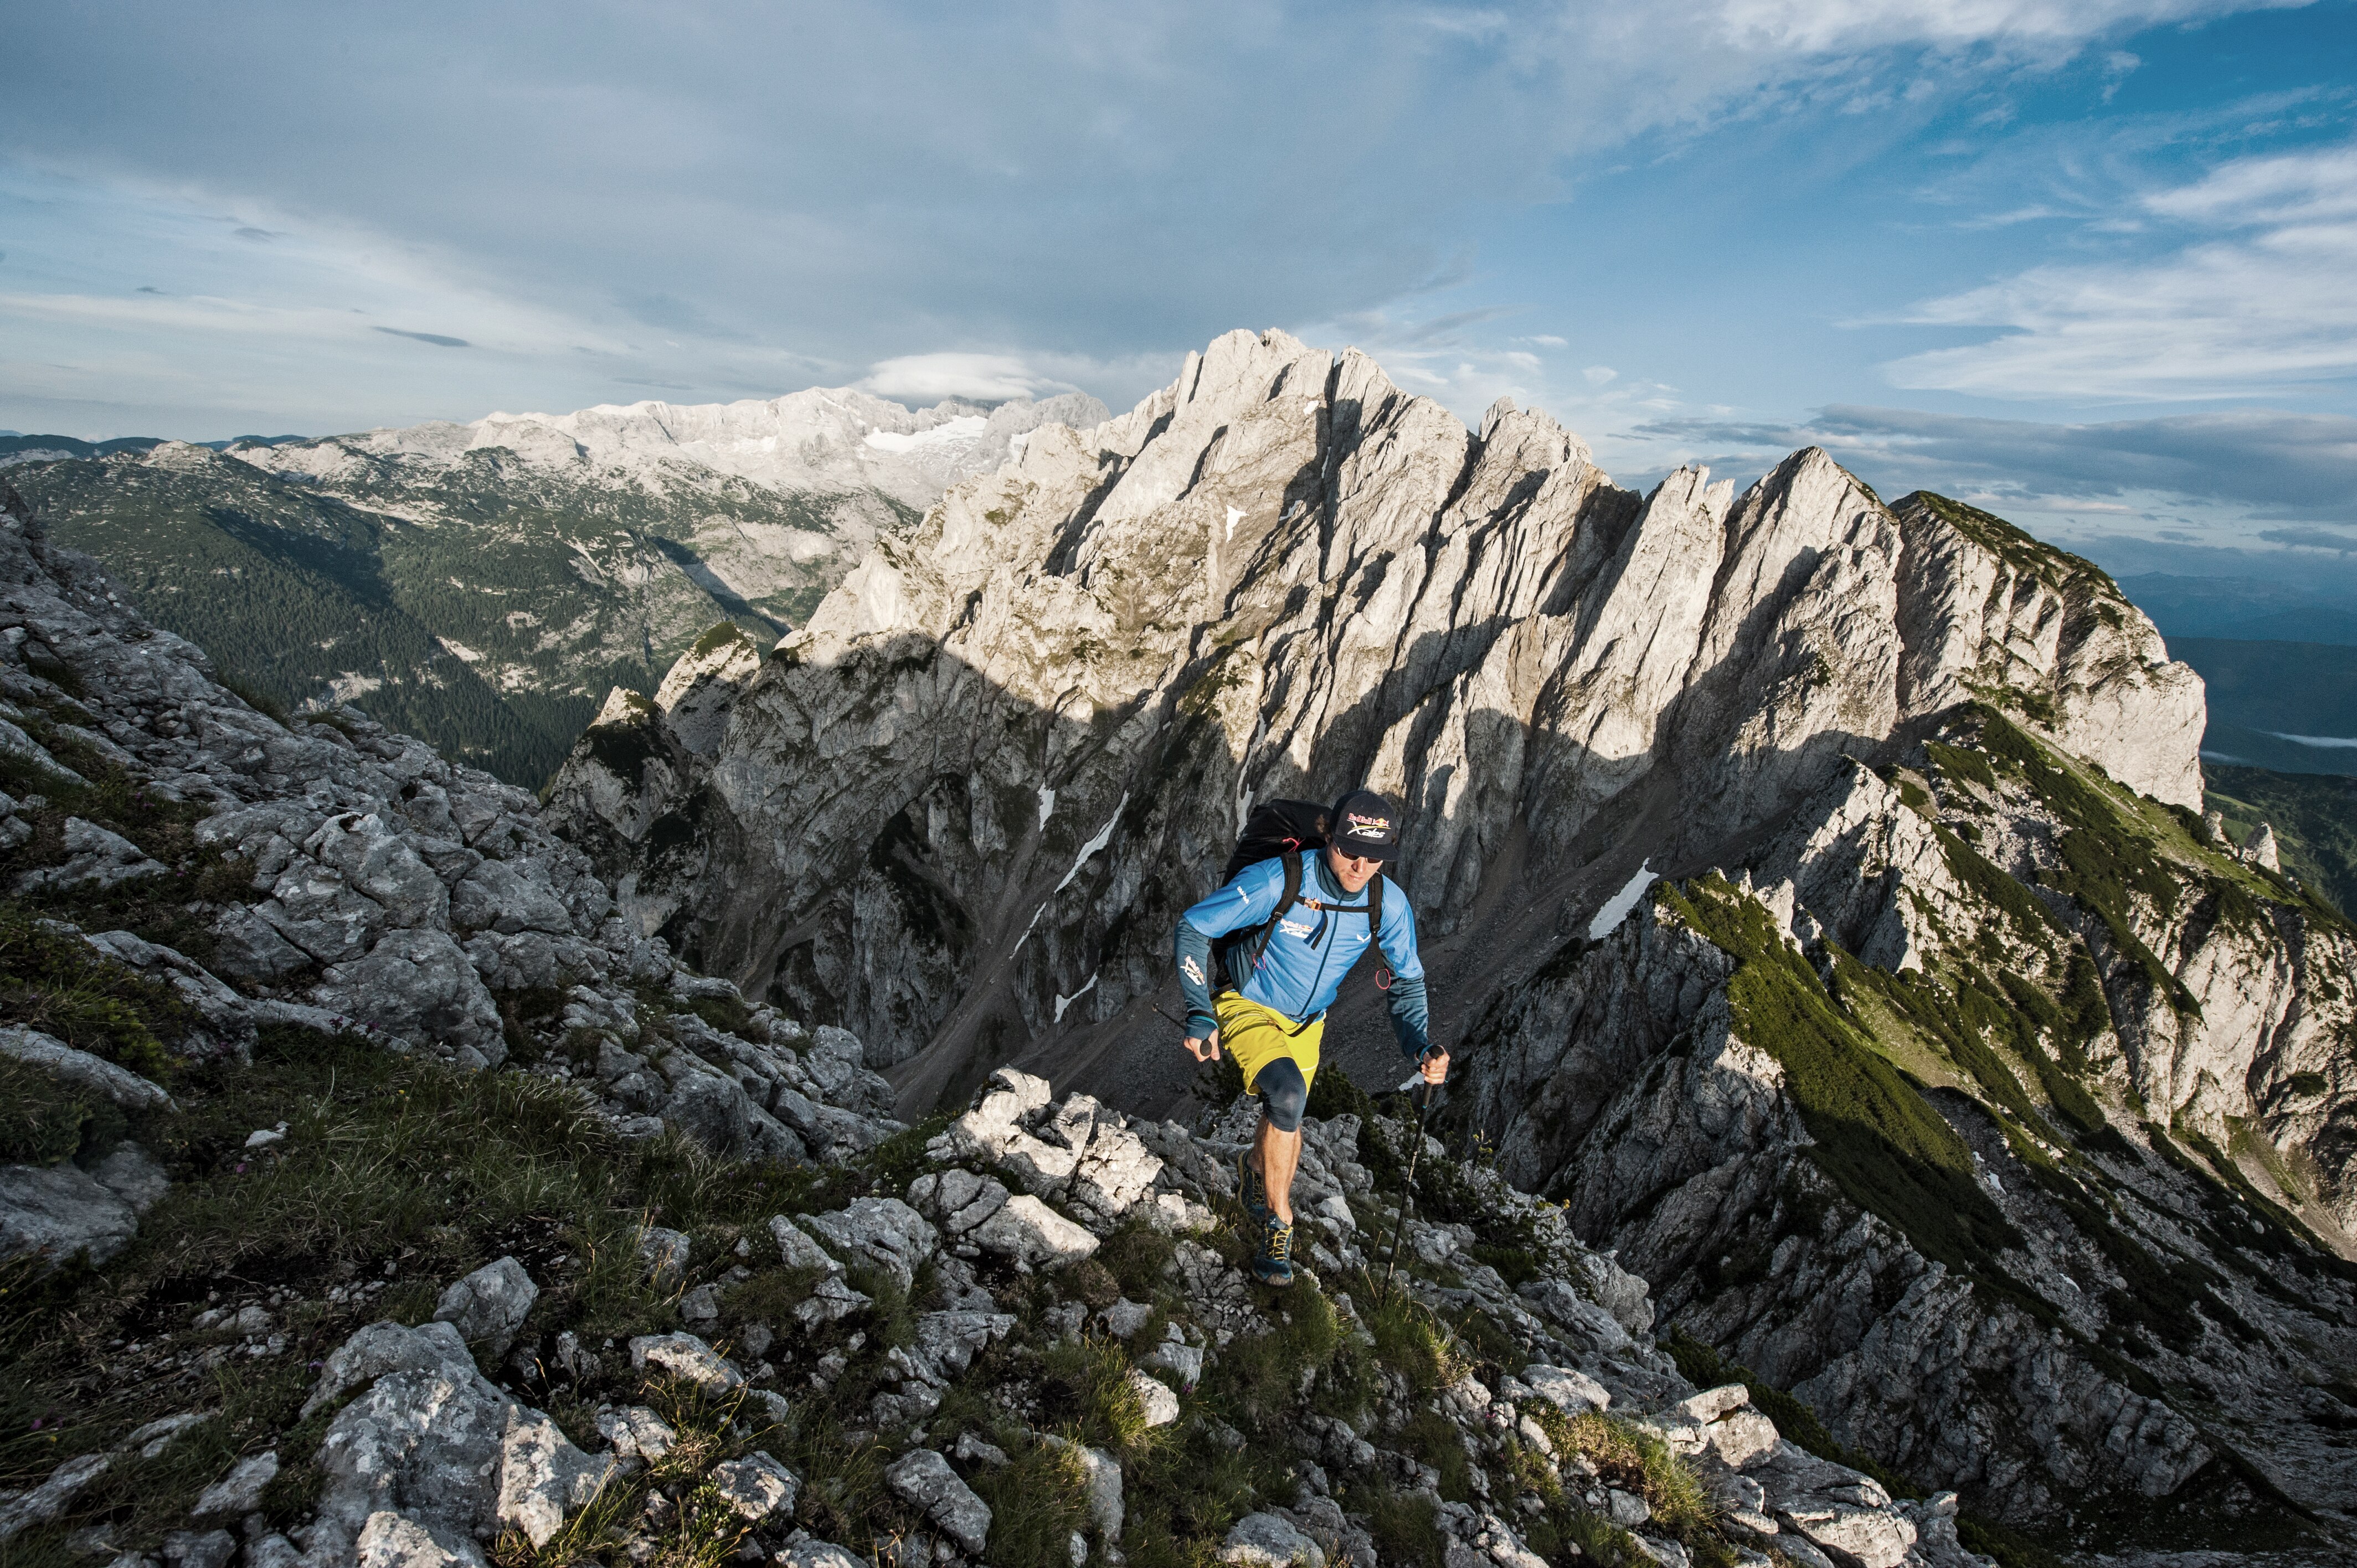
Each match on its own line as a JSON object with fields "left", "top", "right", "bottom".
{"left": 711, "top": 1451, "right": 799, "bottom": 1523}
{"left": 0, "top": 1453, "right": 112, "bottom": 1540}
{"left": 351, "top": 1512, "right": 487, "bottom": 1568}
{"left": 14, "top": 817, "right": 166, "bottom": 892}
{"left": 315, "top": 929, "right": 505, "bottom": 1069}
{"left": 0, "top": 1025, "right": 173, "bottom": 1111}
{"left": 883, "top": 1449, "right": 991, "bottom": 1554}
{"left": 0, "top": 1145, "right": 168, "bottom": 1270}
{"left": 1519, "top": 1363, "right": 1610, "bottom": 1415}
{"left": 189, "top": 1452, "right": 277, "bottom": 1517}
{"left": 799, "top": 1197, "right": 937, "bottom": 1291}
{"left": 496, "top": 1411, "right": 618, "bottom": 1548}
{"left": 970, "top": 1194, "right": 1099, "bottom": 1270}
{"left": 636, "top": 1225, "right": 691, "bottom": 1288}
{"left": 594, "top": 1406, "right": 677, "bottom": 1461}
{"left": 449, "top": 857, "right": 574, "bottom": 936}
{"left": 629, "top": 1332, "right": 743, "bottom": 1394}
{"left": 1221, "top": 1511, "right": 1325, "bottom": 1568}
{"left": 1127, "top": 1369, "right": 1181, "bottom": 1428}
{"left": 432, "top": 1256, "right": 538, "bottom": 1357}
{"left": 1041, "top": 1437, "right": 1123, "bottom": 1542}
{"left": 779, "top": 1542, "right": 866, "bottom": 1568}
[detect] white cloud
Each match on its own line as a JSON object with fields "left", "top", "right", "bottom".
{"left": 1885, "top": 138, "right": 2357, "bottom": 401}
{"left": 858, "top": 353, "right": 1065, "bottom": 404}
{"left": 1583, "top": 365, "right": 1619, "bottom": 385}
{"left": 1711, "top": 0, "right": 2298, "bottom": 54}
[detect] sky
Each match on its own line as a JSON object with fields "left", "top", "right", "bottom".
{"left": 5, "top": 1, "right": 2357, "bottom": 586}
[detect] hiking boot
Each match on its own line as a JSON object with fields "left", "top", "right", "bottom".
{"left": 1237, "top": 1150, "right": 1272, "bottom": 1229}
{"left": 1251, "top": 1212, "right": 1295, "bottom": 1286}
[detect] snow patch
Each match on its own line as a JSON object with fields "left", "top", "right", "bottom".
{"left": 862, "top": 415, "right": 989, "bottom": 454}
{"left": 1224, "top": 506, "right": 1244, "bottom": 542}
{"left": 1586, "top": 860, "right": 1659, "bottom": 941}
{"left": 1053, "top": 974, "right": 1098, "bottom": 1024}
{"left": 1037, "top": 783, "right": 1056, "bottom": 829}
{"left": 1054, "top": 793, "right": 1127, "bottom": 895}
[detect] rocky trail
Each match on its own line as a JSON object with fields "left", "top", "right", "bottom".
{"left": 3, "top": 328, "right": 2356, "bottom": 1568}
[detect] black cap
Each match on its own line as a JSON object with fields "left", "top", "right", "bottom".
{"left": 1329, "top": 789, "right": 1400, "bottom": 860}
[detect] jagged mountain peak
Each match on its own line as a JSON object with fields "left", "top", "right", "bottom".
{"left": 542, "top": 328, "right": 2357, "bottom": 1550}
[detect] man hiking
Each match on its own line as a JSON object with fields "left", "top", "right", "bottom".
{"left": 1172, "top": 787, "right": 1448, "bottom": 1285}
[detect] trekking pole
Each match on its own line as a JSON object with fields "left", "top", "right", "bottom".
{"left": 1377, "top": 1072, "right": 1442, "bottom": 1307}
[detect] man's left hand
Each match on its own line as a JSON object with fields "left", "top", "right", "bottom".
{"left": 1418, "top": 1048, "right": 1449, "bottom": 1086}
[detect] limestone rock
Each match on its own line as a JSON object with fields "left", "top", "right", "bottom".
{"left": 432, "top": 1256, "right": 538, "bottom": 1356}
{"left": 799, "top": 1196, "right": 936, "bottom": 1292}
{"left": 711, "top": 1451, "right": 799, "bottom": 1523}
{"left": 1126, "top": 1369, "right": 1180, "bottom": 1428}
{"left": 970, "top": 1194, "right": 1099, "bottom": 1270}
{"left": 188, "top": 1451, "right": 277, "bottom": 1517}
{"left": 0, "top": 1025, "right": 172, "bottom": 1111}
{"left": 0, "top": 1453, "right": 112, "bottom": 1540}
{"left": 0, "top": 1145, "right": 167, "bottom": 1270}
{"left": 496, "top": 1411, "right": 617, "bottom": 1548}
{"left": 883, "top": 1448, "right": 991, "bottom": 1554}
{"left": 14, "top": 816, "right": 166, "bottom": 891}
{"left": 629, "top": 1332, "right": 744, "bottom": 1394}
{"left": 1220, "top": 1511, "right": 1325, "bottom": 1568}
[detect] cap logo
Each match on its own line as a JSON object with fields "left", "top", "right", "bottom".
{"left": 1344, "top": 811, "right": 1391, "bottom": 834}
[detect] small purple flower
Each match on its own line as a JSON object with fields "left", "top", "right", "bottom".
{"left": 233, "top": 1161, "right": 249, "bottom": 1174}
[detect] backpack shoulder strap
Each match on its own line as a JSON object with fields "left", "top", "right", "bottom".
{"left": 1367, "top": 871, "right": 1383, "bottom": 932}
{"left": 1227, "top": 850, "right": 1308, "bottom": 984}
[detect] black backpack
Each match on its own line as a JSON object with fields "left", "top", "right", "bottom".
{"left": 1212, "top": 798, "right": 1386, "bottom": 994}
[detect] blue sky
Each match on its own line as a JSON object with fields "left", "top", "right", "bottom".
{"left": 4, "top": 1, "right": 2356, "bottom": 584}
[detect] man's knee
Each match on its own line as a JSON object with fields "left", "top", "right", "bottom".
{"left": 1258, "top": 1056, "right": 1308, "bottom": 1133}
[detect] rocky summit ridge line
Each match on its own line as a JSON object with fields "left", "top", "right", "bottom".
{"left": 548, "top": 329, "right": 2356, "bottom": 1555}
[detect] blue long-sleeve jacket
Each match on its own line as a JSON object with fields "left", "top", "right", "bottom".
{"left": 1172, "top": 850, "right": 1432, "bottom": 1060}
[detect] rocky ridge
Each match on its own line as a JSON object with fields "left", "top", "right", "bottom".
{"left": 542, "top": 331, "right": 2355, "bottom": 1555}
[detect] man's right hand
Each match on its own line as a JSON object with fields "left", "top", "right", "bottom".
{"left": 1183, "top": 1029, "right": 1222, "bottom": 1062}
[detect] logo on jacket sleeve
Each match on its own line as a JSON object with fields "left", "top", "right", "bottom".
{"left": 1182, "top": 955, "right": 1205, "bottom": 986}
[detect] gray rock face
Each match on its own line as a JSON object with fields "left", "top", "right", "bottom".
{"left": 0, "top": 1026, "right": 173, "bottom": 1111}
{"left": 628, "top": 1332, "right": 743, "bottom": 1394}
{"left": 13, "top": 816, "right": 166, "bottom": 891}
{"left": 882, "top": 1449, "right": 991, "bottom": 1555}
{"left": 0, "top": 1144, "right": 167, "bottom": 1269}
{"left": 710, "top": 1452, "right": 799, "bottom": 1523}
{"left": 301, "top": 1319, "right": 612, "bottom": 1562}
{"left": 188, "top": 1451, "right": 277, "bottom": 1517}
{"left": 0, "top": 1453, "right": 112, "bottom": 1540}
{"left": 0, "top": 504, "right": 904, "bottom": 1167}
{"left": 545, "top": 329, "right": 2203, "bottom": 1128}
{"left": 431, "top": 1256, "right": 539, "bottom": 1356}
{"left": 1221, "top": 1512, "right": 1325, "bottom": 1568}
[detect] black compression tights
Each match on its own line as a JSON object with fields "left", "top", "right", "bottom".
{"left": 1257, "top": 1056, "right": 1310, "bottom": 1133}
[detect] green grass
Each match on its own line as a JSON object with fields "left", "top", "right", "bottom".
{"left": 11, "top": 445, "right": 850, "bottom": 787}
{"left": 1657, "top": 876, "right": 2020, "bottom": 1277}
{"left": 2207, "top": 764, "right": 2357, "bottom": 918}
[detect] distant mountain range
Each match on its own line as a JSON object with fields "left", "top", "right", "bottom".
{"left": 1, "top": 388, "right": 1106, "bottom": 785}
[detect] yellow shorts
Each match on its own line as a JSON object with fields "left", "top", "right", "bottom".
{"left": 1216, "top": 991, "right": 1321, "bottom": 1096}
